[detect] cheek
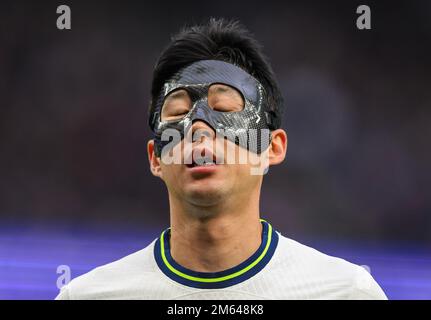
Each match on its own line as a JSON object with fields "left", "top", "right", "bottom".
{"left": 159, "top": 163, "right": 179, "bottom": 185}
{"left": 222, "top": 139, "right": 244, "bottom": 165}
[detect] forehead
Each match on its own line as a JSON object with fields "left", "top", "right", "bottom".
{"left": 163, "top": 60, "right": 263, "bottom": 102}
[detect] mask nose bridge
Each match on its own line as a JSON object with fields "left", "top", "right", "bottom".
{"left": 189, "top": 99, "right": 216, "bottom": 131}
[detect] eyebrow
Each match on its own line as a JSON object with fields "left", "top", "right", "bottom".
{"left": 210, "top": 84, "right": 231, "bottom": 93}
{"left": 165, "top": 90, "right": 189, "bottom": 101}
{"left": 209, "top": 85, "right": 243, "bottom": 98}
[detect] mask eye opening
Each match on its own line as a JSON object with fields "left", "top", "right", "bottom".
{"left": 160, "top": 88, "right": 193, "bottom": 122}
{"left": 207, "top": 82, "right": 245, "bottom": 113}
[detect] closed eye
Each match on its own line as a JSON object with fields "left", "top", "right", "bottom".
{"left": 161, "top": 89, "right": 192, "bottom": 121}
{"left": 208, "top": 84, "right": 244, "bottom": 112}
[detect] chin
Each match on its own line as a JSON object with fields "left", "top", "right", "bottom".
{"left": 185, "top": 185, "right": 226, "bottom": 206}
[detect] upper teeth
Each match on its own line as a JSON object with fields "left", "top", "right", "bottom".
{"left": 193, "top": 160, "right": 214, "bottom": 166}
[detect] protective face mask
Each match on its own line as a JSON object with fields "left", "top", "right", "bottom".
{"left": 149, "top": 59, "right": 277, "bottom": 156}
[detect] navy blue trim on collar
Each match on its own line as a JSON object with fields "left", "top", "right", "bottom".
{"left": 154, "top": 220, "right": 279, "bottom": 289}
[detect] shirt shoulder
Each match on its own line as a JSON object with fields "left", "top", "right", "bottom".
{"left": 266, "top": 233, "right": 387, "bottom": 299}
{"left": 56, "top": 239, "right": 161, "bottom": 300}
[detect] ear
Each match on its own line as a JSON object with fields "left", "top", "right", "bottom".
{"left": 268, "top": 129, "right": 288, "bottom": 166}
{"left": 147, "top": 140, "right": 163, "bottom": 178}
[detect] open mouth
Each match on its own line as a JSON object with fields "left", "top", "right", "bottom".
{"left": 186, "top": 149, "right": 218, "bottom": 168}
{"left": 186, "top": 157, "right": 217, "bottom": 168}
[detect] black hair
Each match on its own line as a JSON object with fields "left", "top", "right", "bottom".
{"left": 149, "top": 18, "right": 284, "bottom": 130}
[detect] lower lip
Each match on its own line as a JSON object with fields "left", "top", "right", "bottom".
{"left": 186, "top": 164, "right": 220, "bottom": 175}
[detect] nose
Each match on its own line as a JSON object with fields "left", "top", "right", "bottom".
{"left": 191, "top": 120, "right": 216, "bottom": 143}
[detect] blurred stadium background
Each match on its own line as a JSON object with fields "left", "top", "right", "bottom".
{"left": 0, "top": 0, "right": 430, "bottom": 299}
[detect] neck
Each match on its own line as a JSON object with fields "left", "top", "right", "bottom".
{"left": 168, "top": 188, "right": 262, "bottom": 272}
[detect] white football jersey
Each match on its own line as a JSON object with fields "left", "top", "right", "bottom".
{"left": 55, "top": 220, "right": 387, "bottom": 300}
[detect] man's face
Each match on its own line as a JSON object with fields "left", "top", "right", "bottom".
{"left": 155, "top": 84, "right": 267, "bottom": 208}
{"left": 147, "top": 60, "right": 287, "bottom": 213}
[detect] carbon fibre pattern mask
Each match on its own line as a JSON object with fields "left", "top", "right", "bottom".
{"left": 149, "top": 60, "right": 276, "bottom": 156}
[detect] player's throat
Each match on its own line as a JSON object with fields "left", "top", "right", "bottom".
{"left": 154, "top": 219, "right": 279, "bottom": 289}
